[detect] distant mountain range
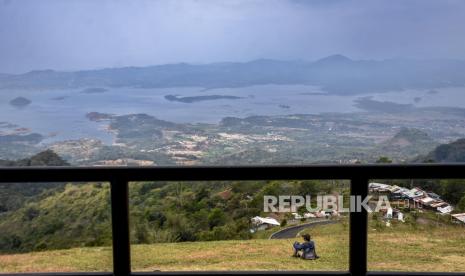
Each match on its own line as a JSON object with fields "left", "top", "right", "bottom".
{"left": 2, "top": 55, "right": 465, "bottom": 94}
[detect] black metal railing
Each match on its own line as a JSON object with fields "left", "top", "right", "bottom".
{"left": 1, "top": 164, "right": 465, "bottom": 276}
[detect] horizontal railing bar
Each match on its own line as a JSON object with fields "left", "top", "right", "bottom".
{"left": 132, "top": 272, "right": 350, "bottom": 275}
{"left": 0, "top": 272, "right": 349, "bottom": 276}
{"left": 3, "top": 271, "right": 464, "bottom": 276}
{"left": 368, "top": 272, "right": 465, "bottom": 276}
{"left": 1, "top": 164, "right": 465, "bottom": 183}
{"left": 0, "top": 273, "right": 113, "bottom": 276}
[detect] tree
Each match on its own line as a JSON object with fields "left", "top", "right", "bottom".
{"left": 134, "top": 223, "right": 151, "bottom": 244}
{"left": 440, "top": 179, "right": 465, "bottom": 205}
{"left": 146, "top": 209, "right": 166, "bottom": 227}
{"left": 298, "top": 180, "right": 320, "bottom": 196}
{"left": 261, "top": 181, "right": 283, "bottom": 197}
{"left": 457, "top": 195, "right": 465, "bottom": 212}
{"left": 165, "top": 212, "right": 196, "bottom": 242}
{"left": 376, "top": 156, "right": 392, "bottom": 163}
{"left": 208, "top": 208, "right": 226, "bottom": 229}
{"left": 0, "top": 235, "right": 22, "bottom": 251}
{"left": 24, "top": 206, "right": 40, "bottom": 221}
{"left": 195, "top": 186, "right": 210, "bottom": 201}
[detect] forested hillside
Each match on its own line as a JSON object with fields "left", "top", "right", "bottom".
{"left": 0, "top": 150, "right": 69, "bottom": 213}
{"left": 423, "top": 138, "right": 465, "bottom": 162}
{"left": 0, "top": 168, "right": 345, "bottom": 253}
{"left": 0, "top": 149, "right": 69, "bottom": 166}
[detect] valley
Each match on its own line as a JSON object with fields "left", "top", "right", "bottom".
{"left": 47, "top": 106, "right": 463, "bottom": 166}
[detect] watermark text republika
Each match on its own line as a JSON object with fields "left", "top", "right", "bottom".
{"left": 263, "top": 195, "right": 390, "bottom": 213}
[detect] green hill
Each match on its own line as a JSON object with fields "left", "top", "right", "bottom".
{"left": 423, "top": 138, "right": 465, "bottom": 162}
{"left": 372, "top": 128, "right": 437, "bottom": 162}
{"left": 0, "top": 150, "right": 69, "bottom": 213}
{"left": 0, "top": 149, "right": 69, "bottom": 167}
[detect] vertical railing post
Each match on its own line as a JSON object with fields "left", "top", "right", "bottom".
{"left": 110, "top": 179, "right": 131, "bottom": 276}
{"left": 349, "top": 177, "right": 369, "bottom": 276}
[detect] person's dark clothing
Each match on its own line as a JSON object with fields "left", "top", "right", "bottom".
{"left": 293, "top": 241, "right": 314, "bottom": 251}
{"left": 293, "top": 241, "right": 318, "bottom": 260}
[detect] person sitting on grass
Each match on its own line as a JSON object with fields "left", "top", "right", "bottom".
{"left": 292, "top": 233, "right": 319, "bottom": 260}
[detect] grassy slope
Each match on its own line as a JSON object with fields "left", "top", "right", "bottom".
{"left": 1, "top": 223, "right": 465, "bottom": 273}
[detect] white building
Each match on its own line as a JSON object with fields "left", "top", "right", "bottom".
{"left": 397, "top": 212, "right": 404, "bottom": 222}
{"left": 251, "top": 216, "right": 280, "bottom": 231}
{"left": 437, "top": 205, "right": 454, "bottom": 214}
{"left": 452, "top": 213, "right": 465, "bottom": 224}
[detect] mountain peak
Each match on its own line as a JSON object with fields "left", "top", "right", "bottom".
{"left": 392, "top": 127, "right": 430, "bottom": 141}
{"left": 247, "top": 58, "right": 284, "bottom": 65}
{"left": 315, "top": 54, "right": 352, "bottom": 64}
{"left": 382, "top": 128, "right": 432, "bottom": 148}
{"left": 23, "top": 69, "right": 56, "bottom": 76}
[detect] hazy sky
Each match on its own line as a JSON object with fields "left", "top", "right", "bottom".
{"left": 1, "top": 0, "right": 465, "bottom": 73}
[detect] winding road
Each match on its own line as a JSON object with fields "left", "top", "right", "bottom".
{"left": 269, "top": 219, "right": 339, "bottom": 239}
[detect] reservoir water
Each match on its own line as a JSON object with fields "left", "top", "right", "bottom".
{"left": 1, "top": 85, "right": 464, "bottom": 144}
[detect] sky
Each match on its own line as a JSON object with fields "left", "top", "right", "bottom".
{"left": 1, "top": 0, "right": 465, "bottom": 73}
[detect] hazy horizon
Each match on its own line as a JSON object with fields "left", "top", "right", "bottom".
{"left": 6, "top": 54, "right": 465, "bottom": 75}
{"left": 1, "top": 0, "right": 465, "bottom": 73}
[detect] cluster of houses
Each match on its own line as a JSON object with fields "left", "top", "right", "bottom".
{"left": 369, "top": 183, "right": 454, "bottom": 213}
{"left": 369, "top": 182, "right": 465, "bottom": 225}
{"left": 291, "top": 210, "right": 339, "bottom": 220}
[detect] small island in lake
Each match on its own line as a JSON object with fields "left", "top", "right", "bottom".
{"left": 165, "top": 94, "right": 242, "bottom": 103}
{"left": 354, "top": 96, "right": 414, "bottom": 113}
{"left": 51, "top": 96, "right": 68, "bottom": 101}
{"left": 86, "top": 112, "right": 113, "bottom": 121}
{"left": 80, "top": 88, "right": 108, "bottom": 94}
{"left": 9, "top": 97, "right": 31, "bottom": 107}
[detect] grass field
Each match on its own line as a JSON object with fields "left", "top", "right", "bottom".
{"left": 1, "top": 223, "right": 465, "bottom": 273}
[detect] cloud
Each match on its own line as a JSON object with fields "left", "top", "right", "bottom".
{"left": 1, "top": 0, "right": 465, "bottom": 73}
